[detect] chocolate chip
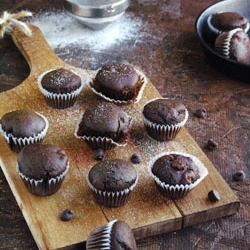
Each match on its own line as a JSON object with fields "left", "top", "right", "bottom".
{"left": 131, "top": 153, "right": 142, "bottom": 164}
{"left": 57, "top": 149, "right": 66, "bottom": 155}
{"left": 60, "top": 209, "right": 73, "bottom": 221}
{"left": 232, "top": 170, "right": 245, "bottom": 181}
{"left": 93, "top": 149, "right": 105, "bottom": 161}
{"left": 172, "top": 158, "right": 185, "bottom": 171}
{"left": 206, "top": 139, "right": 218, "bottom": 150}
{"left": 194, "top": 108, "right": 207, "bottom": 118}
{"left": 208, "top": 189, "right": 220, "bottom": 202}
{"left": 57, "top": 149, "right": 67, "bottom": 159}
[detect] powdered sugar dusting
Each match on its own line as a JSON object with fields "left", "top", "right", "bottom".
{"left": 30, "top": 10, "right": 142, "bottom": 51}
{"left": 42, "top": 68, "right": 79, "bottom": 87}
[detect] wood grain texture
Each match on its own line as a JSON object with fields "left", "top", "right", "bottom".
{"left": 0, "top": 25, "right": 240, "bottom": 250}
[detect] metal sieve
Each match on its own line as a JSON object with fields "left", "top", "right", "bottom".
{"left": 64, "top": 0, "right": 130, "bottom": 30}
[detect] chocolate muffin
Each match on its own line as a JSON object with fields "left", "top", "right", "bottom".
{"left": 152, "top": 154, "right": 200, "bottom": 185}
{"left": 17, "top": 143, "right": 69, "bottom": 196}
{"left": 38, "top": 68, "right": 83, "bottom": 109}
{"left": 149, "top": 152, "right": 208, "bottom": 199}
{"left": 75, "top": 102, "right": 131, "bottom": 150}
{"left": 215, "top": 28, "right": 250, "bottom": 64}
{"left": 87, "top": 159, "right": 138, "bottom": 207}
{"left": 86, "top": 220, "right": 138, "bottom": 250}
{"left": 142, "top": 98, "right": 188, "bottom": 141}
{"left": 0, "top": 110, "right": 49, "bottom": 153}
{"left": 89, "top": 63, "right": 146, "bottom": 104}
{"left": 207, "top": 12, "right": 249, "bottom": 36}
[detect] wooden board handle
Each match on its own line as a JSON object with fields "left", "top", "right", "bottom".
{"left": 11, "top": 24, "right": 67, "bottom": 76}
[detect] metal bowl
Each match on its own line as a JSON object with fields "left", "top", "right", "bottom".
{"left": 195, "top": 0, "right": 250, "bottom": 82}
{"left": 64, "top": 0, "right": 130, "bottom": 30}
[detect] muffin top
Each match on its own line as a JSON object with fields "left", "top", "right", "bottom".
{"left": 209, "top": 12, "right": 249, "bottom": 33}
{"left": 92, "top": 63, "right": 139, "bottom": 101}
{"left": 151, "top": 154, "right": 200, "bottom": 185}
{"left": 41, "top": 68, "right": 81, "bottom": 94}
{"left": 230, "top": 30, "right": 250, "bottom": 63}
{"left": 76, "top": 102, "right": 130, "bottom": 141}
{"left": 86, "top": 220, "right": 138, "bottom": 250}
{"left": 215, "top": 29, "right": 250, "bottom": 64}
{"left": 18, "top": 144, "right": 68, "bottom": 180}
{"left": 110, "top": 221, "right": 138, "bottom": 250}
{"left": 88, "top": 159, "right": 137, "bottom": 192}
{"left": 0, "top": 110, "right": 47, "bottom": 137}
{"left": 143, "top": 98, "right": 186, "bottom": 125}
{"left": 95, "top": 63, "right": 139, "bottom": 91}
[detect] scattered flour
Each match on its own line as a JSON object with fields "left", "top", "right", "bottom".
{"left": 30, "top": 10, "right": 143, "bottom": 51}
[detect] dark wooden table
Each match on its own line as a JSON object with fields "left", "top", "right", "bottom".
{"left": 0, "top": 0, "right": 249, "bottom": 249}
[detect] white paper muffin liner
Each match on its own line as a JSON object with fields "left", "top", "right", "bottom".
{"left": 207, "top": 13, "right": 250, "bottom": 36}
{"left": 214, "top": 28, "right": 242, "bottom": 59}
{"left": 74, "top": 113, "right": 130, "bottom": 150}
{"left": 142, "top": 98, "right": 189, "bottom": 142}
{"left": 38, "top": 69, "right": 84, "bottom": 109}
{"left": 88, "top": 68, "right": 147, "bottom": 105}
{"left": 86, "top": 220, "right": 117, "bottom": 250}
{"left": 86, "top": 171, "right": 138, "bottom": 207}
{"left": 0, "top": 112, "right": 49, "bottom": 153}
{"left": 148, "top": 151, "right": 208, "bottom": 199}
{"left": 17, "top": 162, "right": 69, "bottom": 196}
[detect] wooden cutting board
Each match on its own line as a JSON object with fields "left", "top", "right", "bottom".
{"left": 0, "top": 25, "right": 240, "bottom": 250}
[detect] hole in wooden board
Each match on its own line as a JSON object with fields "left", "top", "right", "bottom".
{"left": 0, "top": 36, "right": 30, "bottom": 92}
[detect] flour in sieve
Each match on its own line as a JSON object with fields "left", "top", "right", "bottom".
{"left": 30, "top": 10, "right": 142, "bottom": 51}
